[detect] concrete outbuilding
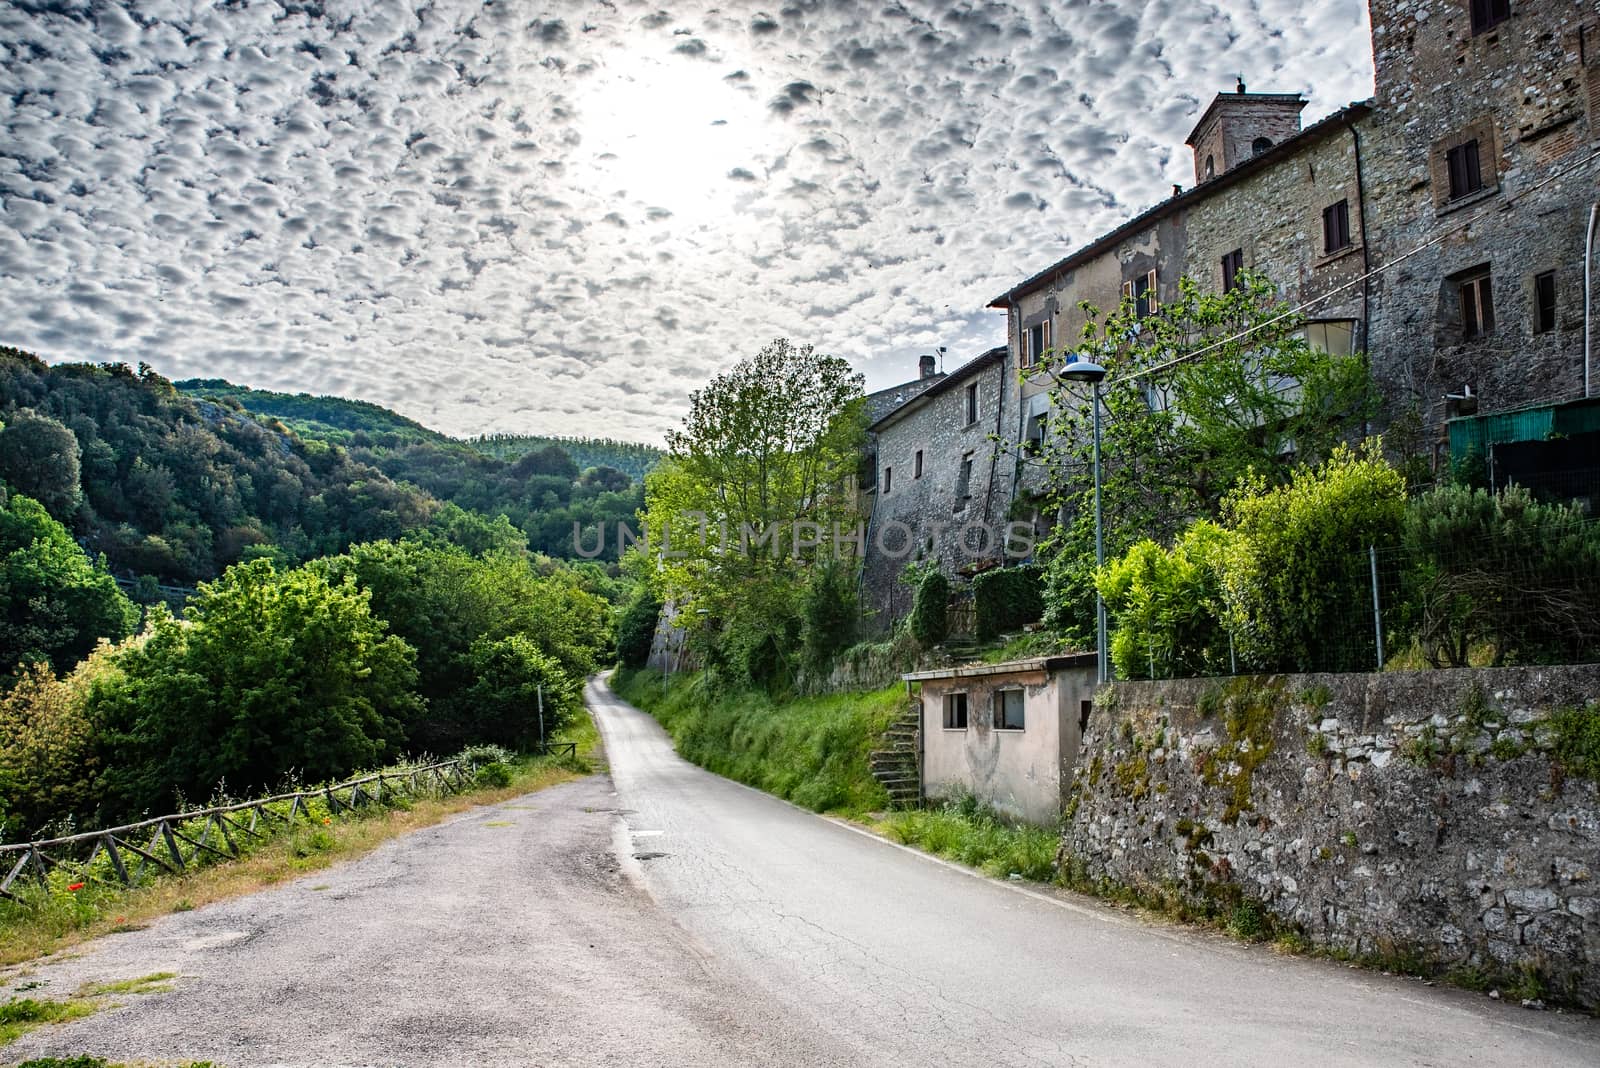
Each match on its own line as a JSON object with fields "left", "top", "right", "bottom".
{"left": 904, "top": 654, "right": 1097, "bottom": 826}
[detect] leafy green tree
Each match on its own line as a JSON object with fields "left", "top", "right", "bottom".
{"left": 1035, "top": 272, "right": 1374, "bottom": 642}
{"left": 616, "top": 588, "right": 662, "bottom": 670}
{"left": 459, "top": 634, "right": 579, "bottom": 750}
{"left": 1, "top": 491, "right": 139, "bottom": 676}
{"left": 642, "top": 338, "right": 865, "bottom": 682}
{"left": 89, "top": 561, "right": 420, "bottom": 820}
{"left": 800, "top": 560, "right": 858, "bottom": 671}
{"left": 0, "top": 650, "right": 113, "bottom": 839}
{"left": 0, "top": 410, "right": 82, "bottom": 520}
{"left": 1096, "top": 522, "right": 1233, "bottom": 679}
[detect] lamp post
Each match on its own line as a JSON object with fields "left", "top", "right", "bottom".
{"left": 1060, "top": 359, "right": 1109, "bottom": 684}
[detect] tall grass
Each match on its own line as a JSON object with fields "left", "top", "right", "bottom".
{"left": 614, "top": 669, "right": 901, "bottom": 815}
{"left": 879, "top": 793, "right": 1059, "bottom": 881}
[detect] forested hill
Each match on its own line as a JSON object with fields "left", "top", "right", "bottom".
{"left": 175, "top": 381, "right": 665, "bottom": 479}
{"left": 0, "top": 349, "right": 642, "bottom": 585}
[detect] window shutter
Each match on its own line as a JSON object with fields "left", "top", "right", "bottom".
{"left": 1146, "top": 270, "right": 1159, "bottom": 313}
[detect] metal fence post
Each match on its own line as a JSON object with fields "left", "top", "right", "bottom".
{"left": 1369, "top": 544, "right": 1385, "bottom": 670}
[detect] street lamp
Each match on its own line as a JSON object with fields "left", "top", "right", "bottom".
{"left": 1059, "top": 359, "right": 1109, "bottom": 684}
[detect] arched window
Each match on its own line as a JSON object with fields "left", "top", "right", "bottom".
{"left": 1252, "top": 136, "right": 1273, "bottom": 156}
{"left": 1204, "top": 154, "right": 1215, "bottom": 179}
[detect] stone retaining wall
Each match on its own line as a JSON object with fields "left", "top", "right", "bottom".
{"left": 1063, "top": 666, "right": 1600, "bottom": 1006}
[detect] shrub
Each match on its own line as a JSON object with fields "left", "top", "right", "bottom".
{"left": 474, "top": 761, "right": 513, "bottom": 788}
{"left": 457, "top": 633, "right": 578, "bottom": 750}
{"left": 908, "top": 569, "right": 950, "bottom": 646}
{"left": 1400, "top": 483, "right": 1600, "bottom": 666}
{"left": 615, "top": 589, "right": 661, "bottom": 669}
{"left": 800, "top": 560, "right": 858, "bottom": 670}
{"left": 0, "top": 649, "right": 116, "bottom": 840}
{"left": 972, "top": 564, "right": 1044, "bottom": 641}
{"left": 1218, "top": 442, "right": 1406, "bottom": 672}
{"left": 1097, "top": 521, "right": 1233, "bottom": 679}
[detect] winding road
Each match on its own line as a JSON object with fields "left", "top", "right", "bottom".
{"left": 5, "top": 675, "right": 1599, "bottom": 1066}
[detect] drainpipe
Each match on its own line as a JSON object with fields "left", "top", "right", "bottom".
{"left": 1586, "top": 201, "right": 1598, "bottom": 398}
{"left": 1349, "top": 117, "right": 1375, "bottom": 437}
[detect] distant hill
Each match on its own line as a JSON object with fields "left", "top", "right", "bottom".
{"left": 470, "top": 434, "right": 662, "bottom": 482}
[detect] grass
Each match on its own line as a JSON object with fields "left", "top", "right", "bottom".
{"left": 876, "top": 794, "right": 1058, "bottom": 881}
{"left": 0, "top": 999, "right": 98, "bottom": 1046}
{"left": 0, "top": 719, "right": 601, "bottom": 969}
{"left": 614, "top": 668, "right": 902, "bottom": 816}
{"left": 12, "top": 1060, "right": 217, "bottom": 1068}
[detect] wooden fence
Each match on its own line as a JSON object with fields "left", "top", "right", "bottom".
{"left": 0, "top": 759, "right": 473, "bottom": 901}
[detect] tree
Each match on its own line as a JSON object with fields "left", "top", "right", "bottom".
{"left": 89, "top": 561, "right": 421, "bottom": 821}
{"left": 1, "top": 491, "right": 139, "bottom": 676}
{"left": 641, "top": 338, "right": 865, "bottom": 682}
{"left": 0, "top": 650, "right": 113, "bottom": 839}
{"left": 0, "top": 410, "right": 82, "bottom": 520}
{"left": 616, "top": 588, "right": 662, "bottom": 670}
{"left": 1035, "top": 271, "right": 1375, "bottom": 642}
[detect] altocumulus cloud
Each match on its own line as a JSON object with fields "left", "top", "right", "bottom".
{"left": 0, "top": 0, "right": 1373, "bottom": 442}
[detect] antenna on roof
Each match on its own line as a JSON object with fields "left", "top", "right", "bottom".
{"left": 938, "top": 346, "right": 947, "bottom": 372}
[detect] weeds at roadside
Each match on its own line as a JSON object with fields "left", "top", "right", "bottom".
{"left": 877, "top": 793, "right": 1058, "bottom": 882}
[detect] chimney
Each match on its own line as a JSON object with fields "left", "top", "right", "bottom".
{"left": 918, "top": 354, "right": 937, "bottom": 379}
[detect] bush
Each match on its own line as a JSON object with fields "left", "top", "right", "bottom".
{"left": 615, "top": 588, "right": 661, "bottom": 670}
{"left": 972, "top": 564, "right": 1044, "bottom": 641}
{"left": 0, "top": 650, "right": 115, "bottom": 840}
{"left": 800, "top": 561, "right": 858, "bottom": 670}
{"left": 88, "top": 560, "right": 422, "bottom": 823}
{"left": 458, "top": 634, "right": 578, "bottom": 750}
{"left": 1400, "top": 483, "right": 1600, "bottom": 666}
{"left": 473, "top": 761, "right": 513, "bottom": 788}
{"left": 1218, "top": 442, "right": 1406, "bottom": 672}
{"left": 1097, "top": 522, "right": 1232, "bottom": 679}
{"left": 908, "top": 569, "right": 949, "bottom": 646}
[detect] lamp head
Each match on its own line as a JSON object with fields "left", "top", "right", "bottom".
{"left": 1058, "top": 359, "right": 1107, "bottom": 385}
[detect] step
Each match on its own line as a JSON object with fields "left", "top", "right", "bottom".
{"left": 875, "top": 777, "right": 919, "bottom": 789}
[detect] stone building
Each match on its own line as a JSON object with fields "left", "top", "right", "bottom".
{"left": 860, "top": 347, "right": 1012, "bottom": 630}
{"left": 1361, "top": 0, "right": 1600, "bottom": 470}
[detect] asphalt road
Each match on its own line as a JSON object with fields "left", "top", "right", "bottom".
{"left": 6, "top": 674, "right": 1600, "bottom": 1066}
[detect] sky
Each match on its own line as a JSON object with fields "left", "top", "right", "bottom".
{"left": 0, "top": 0, "right": 1376, "bottom": 445}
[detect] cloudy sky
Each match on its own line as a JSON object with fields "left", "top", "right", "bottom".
{"left": 1, "top": 0, "right": 1375, "bottom": 444}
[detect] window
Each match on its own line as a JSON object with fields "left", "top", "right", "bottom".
{"left": 964, "top": 382, "right": 979, "bottom": 424}
{"left": 1026, "top": 411, "right": 1048, "bottom": 453}
{"left": 1078, "top": 699, "right": 1092, "bottom": 735}
{"left": 1534, "top": 271, "right": 1557, "bottom": 334}
{"left": 1022, "top": 319, "right": 1051, "bottom": 369}
{"left": 954, "top": 452, "right": 974, "bottom": 508}
{"left": 1446, "top": 140, "right": 1484, "bottom": 200}
{"left": 943, "top": 692, "right": 968, "bottom": 730}
{"left": 1204, "top": 154, "right": 1215, "bottom": 180}
{"left": 1122, "top": 270, "right": 1158, "bottom": 318}
{"left": 1251, "top": 136, "right": 1273, "bottom": 156}
{"left": 1460, "top": 271, "right": 1495, "bottom": 340}
{"left": 914, "top": 449, "right": 924, "bottom": 478}
{"left": 1470, "top": 0, "right": 1511, "bottom": 34}
{"left": 1221, "top": 248, "right": 1244, "bottom": 293}
{"left": 883, "top": 465, "right": 892, "bottom": 494}
{"left": 994, "top": 689, "right": 1025, "bottom": 731}
{"left": 1322, "top": 200, "right": 1352, "bottom": 255}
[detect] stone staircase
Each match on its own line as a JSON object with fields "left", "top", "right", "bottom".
{"left": 869, "top": 706, "right": 921, "bottom": 809}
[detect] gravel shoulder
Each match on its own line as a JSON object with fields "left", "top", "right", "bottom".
{"left": 1, "top": 770, "right": 846, "bottom": 1067}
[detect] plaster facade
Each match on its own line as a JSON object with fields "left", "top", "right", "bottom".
{"left": 907, "top": 655, "right": 1098, "bottom": 826}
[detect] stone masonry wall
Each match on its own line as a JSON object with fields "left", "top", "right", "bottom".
{"left": 1063, "top": 666, "right": 1600, "bottom": 1006}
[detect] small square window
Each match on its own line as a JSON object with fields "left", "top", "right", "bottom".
{"left": 994, "top": 689, "right": 1025, "bottom": 731}
{"left": 1446, "top": 140, "right": 1484, "bottom": 200}
{"left": 943, "top": 692, "right": 969, "bottom": 730}
{"left": 914, "top": 449, "right": 924, "bottom": 478}
{"left": 1534, "top": 271, "right": 1557, "bottom": 334}
{"left": 1322, "top": 200, "right": 1351, "bottom": 255}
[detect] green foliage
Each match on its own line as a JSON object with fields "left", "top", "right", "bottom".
{"left": 800, "top": 560, "right": 858, "bottom": 671}
{"left": 0, "top": 997, "right": 97, "bottom": 1044}
{"left": 907, "top": 569, "right": 950, "bottom": 646}
{"left": 474, "top": 761, "right": 514, "bottom": 788}
{"left": 1, "top": 491, "right": 139, "bottom": 676}
{"left": 1550, "top": 704, "right": 1600, "bottom": 781}
{"left": 642, "top": 338, "right": 865, "bottom": 685}
{"left": 1035, "top": 272, "right": 1375, "bottom": 642}
{"left": 1400, "top": 483, "right": 1600, "bottom": 667}
{"left": 615, "top": 588, "right": 661, "bottom": 670}
{"left": 88, "top": 561, "right": 420, "bottom": 822}
{"left": 615, "top": 668, "right": 897, "bottom": 814}
{"left": 1097, "top": 521, "right": 1232, "bottom": 679}
{"left": 0, "top": 653, "right": 113, "bottom": 839}
{"left": 314, "top": 540, "right": 603, "bottom": 752}
{"left": 0, "top": 410, "right": 82, "bottom": 520}
{"left": 971, "top": 564, "right": 1044, "bottom": 641}
{"left": 1217, "top": 442, "right": 1406, "bottom": 672}
{"left": 881, "top": 792, "right": 1059, "bottom": 880}
{"left": 469, "top": 434, "right": 663, "bottom": 482}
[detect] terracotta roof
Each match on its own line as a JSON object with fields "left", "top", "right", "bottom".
{"left": 987, "top": 100, "right": 1373, "bottom": 309}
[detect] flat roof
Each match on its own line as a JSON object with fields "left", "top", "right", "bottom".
{"left": 902, "top": 652, "right": 1097, "bottom": 682}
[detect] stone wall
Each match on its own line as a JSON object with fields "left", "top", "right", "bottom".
{"left": 1063, "top": 666, "right": 1600, "bottom": 1006}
